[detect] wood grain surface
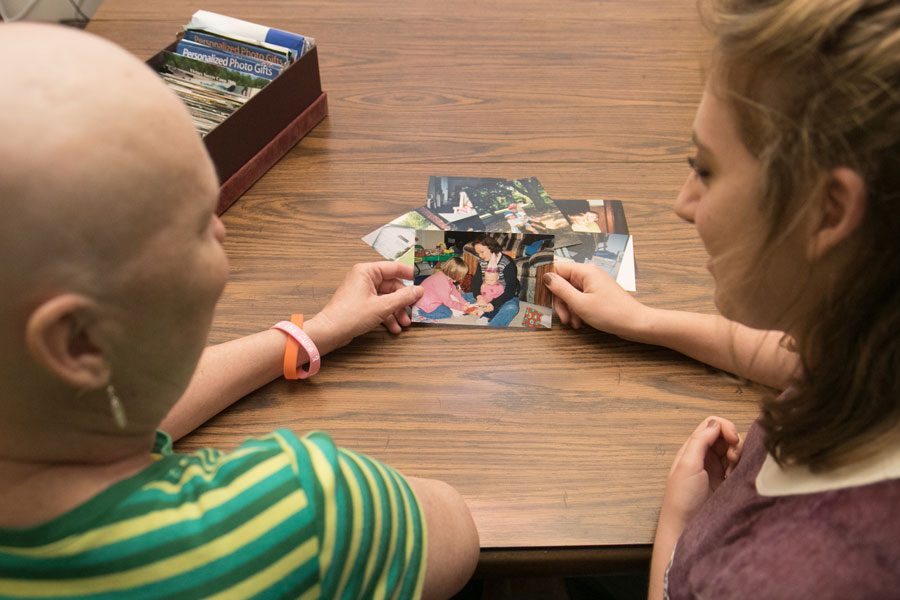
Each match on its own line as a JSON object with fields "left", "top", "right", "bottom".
{"left": 87, "top": 0, "right": 762, "bottom": 564}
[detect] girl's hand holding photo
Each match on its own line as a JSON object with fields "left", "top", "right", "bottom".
{"left": 544, "top": 262, "right": 799, "bottom": 390}
{"left": 544, "top": 262, "right": 650, "bottom": 336}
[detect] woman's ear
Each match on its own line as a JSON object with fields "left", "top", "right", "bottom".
{"left": 24, "top": 294, "right": 111, "bottom": 390}
{"left": 807, "top": 167, "right": 867, "bottom": 261}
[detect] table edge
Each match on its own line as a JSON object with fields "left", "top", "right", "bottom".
{"left": 475, "top": 544, "right": 652, "bottom": 577}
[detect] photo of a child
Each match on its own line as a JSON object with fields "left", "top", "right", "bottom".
{"left": 478, "top": 266, "right": 504, "bottom": 304}
{"left": 412, "top": 257, "right": 472, "bottom": 320}
{"left": 411, "top": 230, "right": 555, "bottom": 329}
{"left": 453, "top": 191, "right": 475, "bottom": 215}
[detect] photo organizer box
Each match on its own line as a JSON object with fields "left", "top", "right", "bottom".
{"left": 147, "top": 11, "right": 328, "bottom": 214}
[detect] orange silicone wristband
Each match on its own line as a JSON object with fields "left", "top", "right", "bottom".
{"left": 272, "top": 315, "right": 322, "bottom": 380}
{"left": 282, "top": 313, "right": 303, "bottom": 379}
{"left": 274, "top": 318, "right": 320, "bottom": 379}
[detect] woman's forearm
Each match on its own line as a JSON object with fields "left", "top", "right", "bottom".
{"left": 160, "top": 316, "right": 340, "bottom": 441}
{"left": 159, "top": 330, "right": 284, "bottom": 441}
{"left": 648, "top": 508, "right": 685, "bottom": 600}
{"left": 628, "top": 308, "right": 799, "bottom": 390}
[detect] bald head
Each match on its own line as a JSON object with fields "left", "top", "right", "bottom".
{"left": 0, "top": 24, "right": 219, "bottom": 306}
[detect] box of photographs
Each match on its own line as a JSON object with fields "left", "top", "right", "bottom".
{"left": 147, "top": 11, "right": 328, "bottom": 214}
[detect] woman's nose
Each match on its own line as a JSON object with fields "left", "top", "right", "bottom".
{"left": 673, "top": 175, "right": 698, "bottom": 223}
{"left": 212, "top": 215, "right": 227, "bottom": 242}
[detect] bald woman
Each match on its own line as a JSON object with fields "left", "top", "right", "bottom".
{"left": 0, "top": 24, "right": 476, "bottom": 599}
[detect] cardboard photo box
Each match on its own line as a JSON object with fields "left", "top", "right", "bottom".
{"left": 148, "top": 43, "right": 328, "bottom": 214}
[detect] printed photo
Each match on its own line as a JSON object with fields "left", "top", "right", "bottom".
{"left": 410, "top": 230, "right": 555, "bottom": 329}
{"left": 554, "top": 199, "right": 629, "bottom": 234}
{"left": 427, "top": 176, "right": 571, "bottom": 234}
{"left": 361, "top": 209, "right": 442, "bottom": 261}
{"left": 552, "top": 199, "right": 635, "bottom": 290}
{"left": 442, "top": 214, "right": 485, "bottom": 232}
{"left": 415, "top": 205, "right": 487, "bottom": 232}
{"left": 426, "top": 176, "right": 503, "bottom": 221}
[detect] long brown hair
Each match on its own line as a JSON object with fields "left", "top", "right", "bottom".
{"left": 473, "top": 235, "right": 503, "bottom": 255}
{"left": 710, "top": 0, "right": 900, "bottom": 469}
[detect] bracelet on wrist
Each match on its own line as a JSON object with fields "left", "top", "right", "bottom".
{"left": 271, "top": 314, "right": 321, "bottom": 379}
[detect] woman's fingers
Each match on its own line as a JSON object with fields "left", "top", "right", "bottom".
{"left": 554, "top": 296, "right": 572, "bottom": 325}
{"left": 570, "top": 312, "right": 583, "bottom": 330}
{"left": 383, "top": 312, "right": 402, "bottom": 334}
{"left": 395, "top": 306, "right": 412, "bottom": 327}
{"left": 671, "top": 418, "right": 729, "bottom": 476}
{"left": 364, "top": 260, "right": 415, "bottom": 284}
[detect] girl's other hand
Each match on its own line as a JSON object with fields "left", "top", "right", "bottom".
{"left": 543, "top": 262, "right": 650, "bottom": 338}
{"left": 661, "top": 417, "right": 743, "bottom": 529}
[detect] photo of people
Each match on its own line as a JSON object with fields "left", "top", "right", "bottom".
{"left": 412, "top": 257, "right": 471, "bottom": 320}
{"left": 427, "top": 176, "right": 571, "bottom": 234}
{"left": 411, "top": 230, "right": 556, "bottom": 329}
{"left": 554, "top": 199, "right": 629, "bottom": 234}
{"left": 551, "top": 199, "right": 636, "bottom": 290}
{"left": 426, "top": 176, "right": 503, "bottom": 220}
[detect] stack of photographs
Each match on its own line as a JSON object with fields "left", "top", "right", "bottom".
{"left": 153, "top": 52, "right": 262, "bottom": 136}
{"left": 361, "top": 176, "right": 638, "bottom": 330}
{"left": 151, "top": 11, "right": 313, "bottom": 137}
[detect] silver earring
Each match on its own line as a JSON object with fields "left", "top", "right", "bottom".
{"left": 106, "top": 384, "right": 127, "bottom": 429}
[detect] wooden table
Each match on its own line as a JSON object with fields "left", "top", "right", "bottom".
{"left": 87, "top": 0, "right": 762, "bottom": 576}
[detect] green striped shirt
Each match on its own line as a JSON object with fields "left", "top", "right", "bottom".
{"left": 0, "top": 430, "right": 427, "bottom": 599}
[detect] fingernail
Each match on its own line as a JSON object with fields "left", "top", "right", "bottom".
{"left": 543, "top": 273, "right": 553, "bottom": 285}
{"left": 707, "top": 420, "right": 718, "bottom": 428}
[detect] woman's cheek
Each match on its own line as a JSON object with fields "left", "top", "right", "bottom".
{"left": 692, "top": 208, "right": 717, "bottom": 256}
{"left": 203, "top": 249, "right": 229, "bottom": 304}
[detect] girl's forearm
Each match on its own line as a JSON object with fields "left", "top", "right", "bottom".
{"left": 628, "top": 308, "right": 798, "bottom": 390}
{"left": 648, "top": 508, "right": 685, "bottom": 600}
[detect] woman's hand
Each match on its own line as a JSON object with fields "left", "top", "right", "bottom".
{"left": 305, "top": 262, "right": 423, "bottom": 354}
{"left": 648, "top": 418, "right": 741, "bottom": 600}
{"left": 661, "top": 416, "right": 743, "bottom": 529}
{"left": 543, "top": 262, "right": 651, "bottom": 338}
